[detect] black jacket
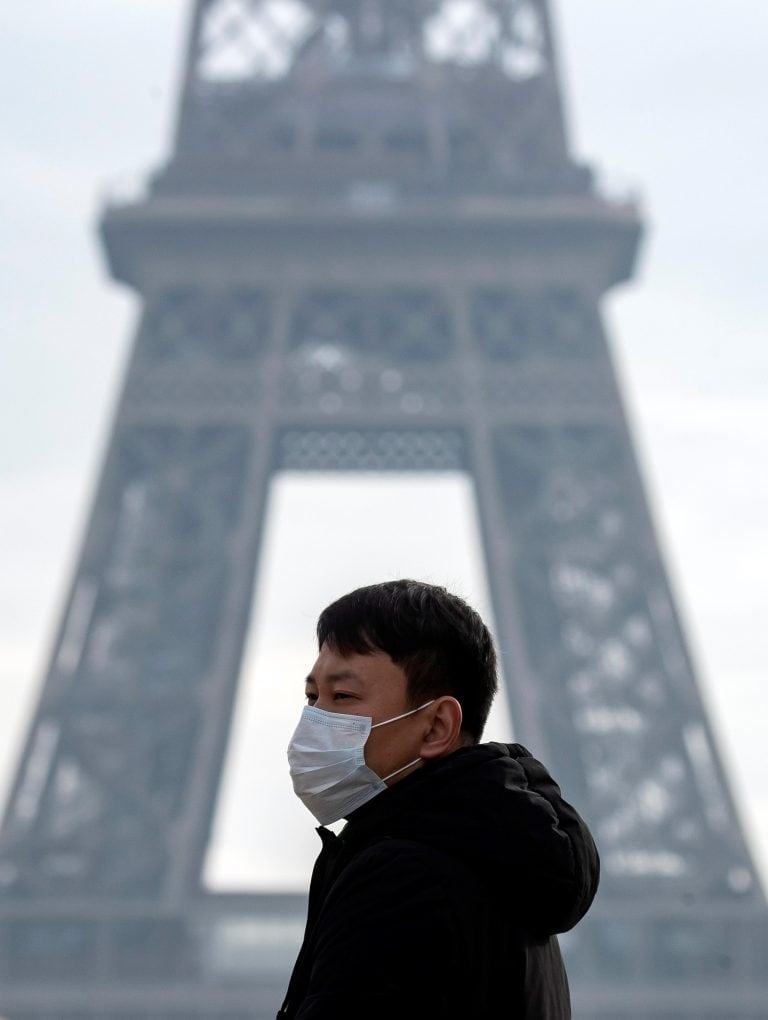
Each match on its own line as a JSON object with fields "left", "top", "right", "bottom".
{"left": 277, "top": 742, "right": 599, "bottom": 1019}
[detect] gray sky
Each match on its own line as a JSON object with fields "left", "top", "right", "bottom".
{"left": 1, "top": 2, "right": 766, "bottom": 890}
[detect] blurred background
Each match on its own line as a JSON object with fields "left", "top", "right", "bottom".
{"left": 2, "top": 0, "right": 765, "bottom": 898}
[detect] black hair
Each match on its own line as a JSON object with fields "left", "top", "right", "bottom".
{"left": 316, "top": 579, "right": 498, "bottom": 742}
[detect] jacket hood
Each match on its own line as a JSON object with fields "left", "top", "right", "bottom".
{"left": 344, "top": 741, "right": 599, "bottom": 936}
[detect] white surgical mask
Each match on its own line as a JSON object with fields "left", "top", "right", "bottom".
{"left": 287, "top": 701, "right": 435, "bottom": 825}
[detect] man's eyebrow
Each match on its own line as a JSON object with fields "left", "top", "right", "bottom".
{"left": 305, "top": 670, "right": 364, "bottom": 684}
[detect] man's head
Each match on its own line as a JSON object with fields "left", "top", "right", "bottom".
{"left": 314, "top": 579, "right": 497, "bottom": 744}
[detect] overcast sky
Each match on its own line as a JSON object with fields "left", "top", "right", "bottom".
{"left": 1, "top": 2, "right": 766, "bottom": 891}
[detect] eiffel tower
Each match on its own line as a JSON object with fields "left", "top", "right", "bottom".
{"left": 1, "top": 2, "right": 766, "bottom": 1017}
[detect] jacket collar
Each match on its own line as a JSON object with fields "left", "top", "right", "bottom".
{"left": 335, "top": 742, "right": 506, "bottom": 847}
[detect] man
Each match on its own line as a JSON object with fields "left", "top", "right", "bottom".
{"left": 278, "top": 579, "right": 599, "bottom": 1019}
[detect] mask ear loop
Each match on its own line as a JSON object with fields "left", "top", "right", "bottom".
{"left": 371, "top": 699, "right": 435, "bottom": 729}
{"left": 381, "top": 757, "right": 423, "bottom": 783}
{"left": 374, "top": 701, "right": 436, "bottom": 783}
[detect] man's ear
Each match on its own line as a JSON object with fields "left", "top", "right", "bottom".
{"left": 419, "top": 696, "right": 464, "bottom": 759}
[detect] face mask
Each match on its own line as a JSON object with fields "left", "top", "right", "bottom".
{"left": 287, "top": 700, "right": 435, "bottom": 825}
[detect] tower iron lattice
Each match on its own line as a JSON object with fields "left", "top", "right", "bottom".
{"left": 1, "top": 2, "right": 766, "bottom": 1017}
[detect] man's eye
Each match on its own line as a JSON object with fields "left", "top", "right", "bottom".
{"left": 305, "top": 692, "right": 317, "bottom": 704}
{"left": 333, "top": 692, "right": 352, "bottom": 700}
